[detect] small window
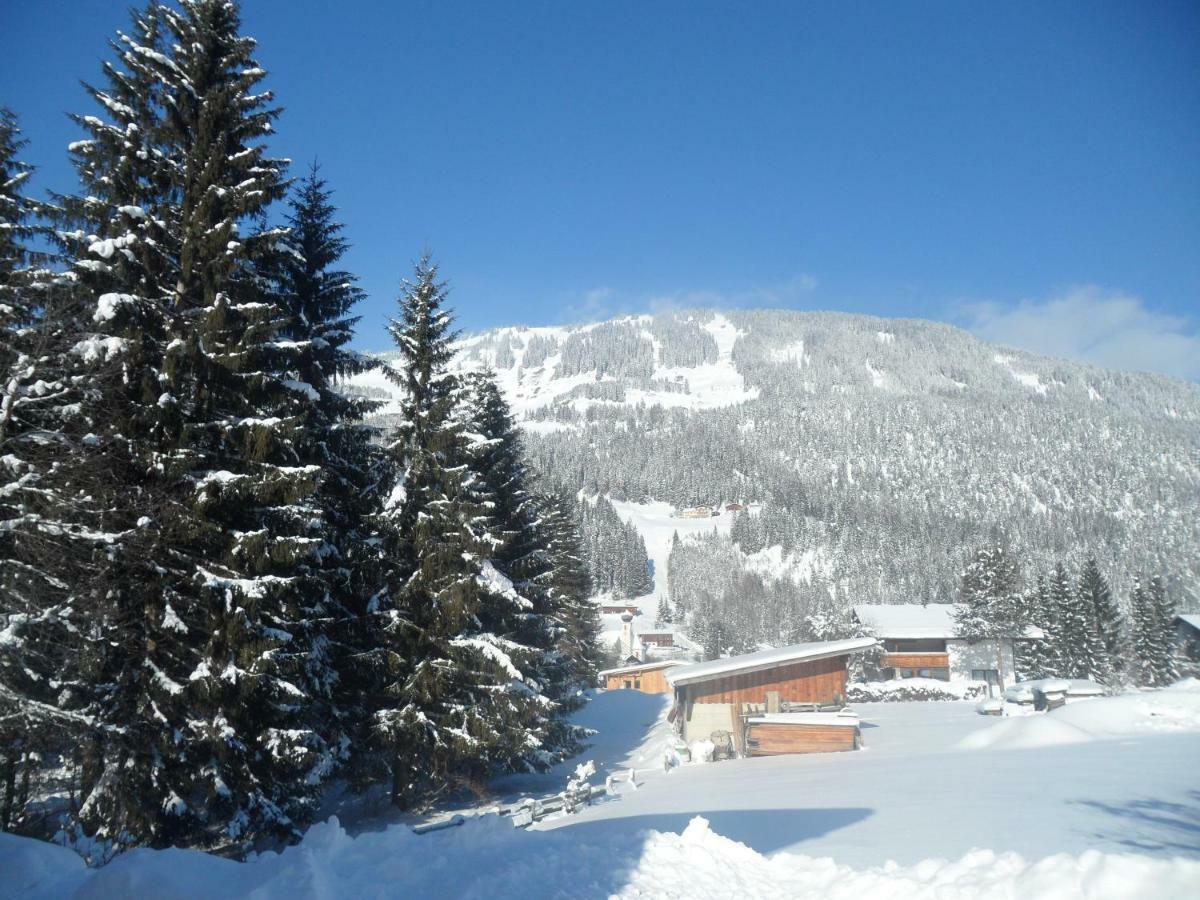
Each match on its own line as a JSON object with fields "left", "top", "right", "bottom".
{"left": 623, "top": 679, "right": 634, "bottom": 690}
{"left": 634, "top": 678, "right": 641, "bottom": 690}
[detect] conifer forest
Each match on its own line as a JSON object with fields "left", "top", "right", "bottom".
{"left": 0, "top": 1, "right": 600, "bottom": 854}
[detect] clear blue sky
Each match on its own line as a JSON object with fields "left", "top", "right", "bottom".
{"left": 2, "top": 1, "right": 1198, "bottom": 375}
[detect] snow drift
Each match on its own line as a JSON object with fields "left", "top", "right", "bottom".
{"left": 958, "top": 679, "right": 1200, "bottom": 751}
{"left": 4, "top": 812, "right": 1198, "bottom": 900}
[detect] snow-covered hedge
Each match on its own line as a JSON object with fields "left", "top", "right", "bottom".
{"left": 847, "top": 678, "right": 987, "bottom": 703}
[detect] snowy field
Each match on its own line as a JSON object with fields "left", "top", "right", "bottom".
{"left": 5, "top": 683, "right": 1199, "bottom": 898}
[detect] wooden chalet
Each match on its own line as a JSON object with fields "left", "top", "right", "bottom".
{"left": 638, "top": 632, "right": 675, "bottom": 648}
{"left": 666, "top": 637, "right": 876, "bottom": 755}
{"left": 1174, "top": 614, "right": 1200, "bottom": 661}
{"left": 851, "top": 604, "right": 1043, "bottom": 693}
{"left": 599, "top": 660, "right": 683, "bottom": 694}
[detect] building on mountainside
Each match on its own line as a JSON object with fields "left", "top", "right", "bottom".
{"left": 599, "top": 660, "right": 684, "bottom": 694}
{"left": 1174, "top": 614, "right": 1200, "bottom": 662}
{"left": 666, "top": 637, "right": 876, "bottom": 755}
{"left": 851, "top": 604, "right": 1043, "bottom": 691}
{"left": 600, "top": 604, "right": 642, "bottom": 617}
{"left": 674, "top": 506, "right": 718, "bottom": 519}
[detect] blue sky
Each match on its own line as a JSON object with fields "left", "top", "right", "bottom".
{"left": 3, "top": 1, "right": 1198, "bottom": 377}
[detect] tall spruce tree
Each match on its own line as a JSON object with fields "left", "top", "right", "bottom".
{"left": 45, "top": 0, "right": 335, "bottom": 853}
{"left": 0, "top": 108, "right": 91, "bottom": 833}
{"left": 46, "top": 4, "right": 205, "bottom": 849}
{"left": 371, "top": 256, "right": 552, "bottom": 806}
{"left": 1016, "top": 574, "right": 1053, "bottom": 679}
{"left": 458, "top": 369, "right": 573, "bottom": 767}
{"left": 655, "top": 596, "right": 673, "bottom": 628}
{"left": 1129, "top": 575, "right": 1177, "bottom": 688}
{"left": 954, "top": 544, "right": 1024, "bottom": 691}
{"left": 276, "top": 163, "right": 382, "bottom": 782}
{"left": 538, "top": 491, "right": 600, "bottom": 708}
{"left": 1046, "top": 560, "right": 1105, "bottom": 680}
{"left": 4, "top": 16, "right": 181, "bottom": 833}
{"left": 1078, "top": 557, "right": 1121, "bottom": 682}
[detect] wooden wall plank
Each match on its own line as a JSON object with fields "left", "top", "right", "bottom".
{"left": 685, "top": 654, "right": 849, "bottom": 706}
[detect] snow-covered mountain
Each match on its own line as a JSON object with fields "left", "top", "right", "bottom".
{"left": 347, "top": 309, "right": 1200, "bottom": 613}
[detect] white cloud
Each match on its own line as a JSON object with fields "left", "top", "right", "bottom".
{"left": 558, "top": 273, "right": 818, "bottom": 326}
{"left": 562, "top": 287, "right": 618, "bottom": 323}
{"left": 959, "top": 286, "right": 1200, "bottom": 382}
{"left": 646, "top": 273, "right": 819, "bottom": 317}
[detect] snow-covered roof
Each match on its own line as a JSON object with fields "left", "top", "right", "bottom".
{"left": 1175, "top": 613, "right": 1200, "bottom": 631}
{"left": 852, "top": 604, "right": 1043, "bottom": 640}
{"left": 747, "top": 712, "right": 860, "bottom": 728}
{"left": 851, "top": 604, "right": 958, "bottom": 638}
{"left": 598, "top": 660, "right": 685, "bottom": 678}
{"left": 666, "top": 637, "right": 878, "bottom": 688}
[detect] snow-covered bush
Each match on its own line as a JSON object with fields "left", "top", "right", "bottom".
{"left": 847, "top": 678, "right": 987, "bottom": 702}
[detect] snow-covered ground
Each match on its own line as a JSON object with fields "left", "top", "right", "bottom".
{"left": 542, "top": 685, "right": 1200, "bottom": 870}
{"left": 7, "top": 683, "right": 1198, "bottom": 898}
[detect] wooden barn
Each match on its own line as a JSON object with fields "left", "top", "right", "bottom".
{"left": 599, "top": 660, "right": 683, "bottom": 694}
{"left": 666, "top": 637, "right": 876, "bottom": 755}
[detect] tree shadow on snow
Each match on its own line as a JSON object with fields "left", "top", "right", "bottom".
{"left": 557, "top": 806, "right": 874, "bottom": 856}
{"left": 492, "top": 690, "right": 671, "bottom": 798}
{"left": 1072, "top": 790, "right": 1200, "bottom": 856}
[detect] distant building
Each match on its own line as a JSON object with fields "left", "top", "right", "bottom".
{"left": 675, "top": 506, "right": 718, "bottom": 519}
{"left": 598, "top": 604, "right": 642, "bottom": 616}
{"left": 639, "top": 632, "right": 675, "bottom": 648}
{"left": 851, "top": 604, "right": 1043, "bottom": 693}
{"left": 666, "top": 637, "right": 875, "bottom": 755}
{"left": 599, "top": 660, "right": 683, "bottom": 694}
{"left": 1174, "top": 614, "right": 1200, "bottom": 661}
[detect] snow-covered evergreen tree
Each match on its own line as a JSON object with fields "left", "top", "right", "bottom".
{"left": 0, "top": 107, "right": 88, "bottom": 833}
{"left": 1078, "top": 557, "right": 1121, "bottom": 682}
{"left": 538, "top": 491, "right": 600, "bottom": 707}
{"left": 954, "top": 544, "right": 1024, "bottom": 690}
{"left": 458, "top": 370, "right": 577, "bottom": 766}
{"left": 1045, "top": 561, "right": 1106, "bottom": 680}
{"left": 370, "top": 256, "right": 552, "bottom": 807}
{"left": 1014, "top": 575, "right": 1052, "bottom": 679}
{"left": 655, "top": 596, "right": 673, "bottom": 628}
{"left": 578, "top": 496, "right": 652, "bottom": 597}
{"left": 41, "top": 0, "right": 335, "bottom": 853}
{"left": 1129, "top": 575, "right": 1177, "bottom": 688}
{"left": 276, "top": 163, "right": 382, "bottom": 782}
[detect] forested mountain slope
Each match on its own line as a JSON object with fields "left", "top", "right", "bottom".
{"left": 348, "top": 309, "right": 1200, "bottom": 616}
